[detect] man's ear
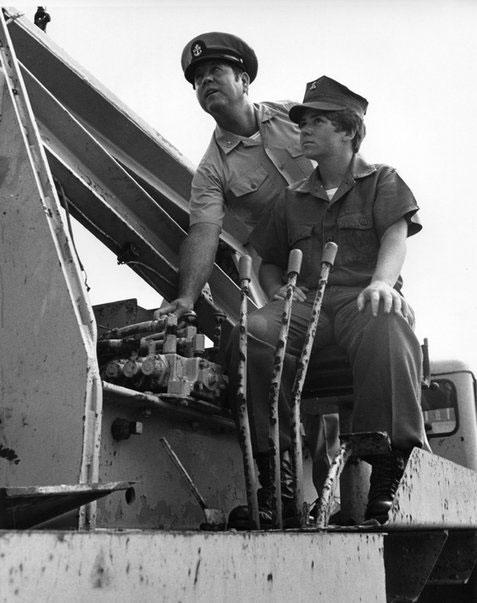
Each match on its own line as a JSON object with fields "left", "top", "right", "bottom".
{"left": 342, "top": 128, "right": 356, "bottom": 143}
{"left": 241, "top": 71, "right": 251, "bottom": 94}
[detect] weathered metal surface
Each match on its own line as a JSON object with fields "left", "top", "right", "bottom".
{"left": 100, "top": 383, "right": 317, "bottom": 530}
{"left": 235, "top": 255, "right": 259, "bottom": 528}
{"left": 384, "top": 531, "right": 448, "bottom": 602}
{"left": 291, "top": 242, "right": 338, "bottom": 524}
{"left": 98, "top": 399, "right": 244, "bottom": 530}
{"left": 160, "top": 438, "right": 226, "bottom": 529}
{"left": 0, "top": 482, "right": 132, "bottom": 529}
{"left": 428, "top": 361, "right": 477, "bottom": 471}
{"left": 315, "top": 442, "right": 352, "bottom": 528}
{"left": 268, "top": 249, "right": 302, "bottom": 528}
{"left": 427, "top": 529, "right": 477, "bottom": 585}
{"left": 0, "top": 18, "right": 101, "bottom": 520}
{"left": 0, "top": 530, "right": 386, "bottom": 602}
{"left": 102, "top": 382, "right": 234, "bottom": 432}
{"left": 388, "top": 448, "right": 477, "bottom": 528}
{"left": 94, "top": 299, "right": 153, "bottom": 334}
{"left": 23, "top": 67, "right": 180, "bottom": 285}
{"left": 314, "top": 431, "right": 390, "bottom": 525}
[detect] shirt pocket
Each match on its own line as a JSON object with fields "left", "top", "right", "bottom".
{"left": 227, "top": 166, "right": 270, "bottom": 228}
{"left": 336, "top": 213, "right": 379, "bottom": 266}
{"left": 228, "top": 166, "right": 268, "bottom": 197}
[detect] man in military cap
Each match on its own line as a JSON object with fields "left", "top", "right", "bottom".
{"left": 158, "top": 31, "right": 313, "bottom": 319}
{"left": 158, "top": 35, "right": 351, "bottom": 525}
{"left": 228, "top": 75, "right": 429, "bottom": 526}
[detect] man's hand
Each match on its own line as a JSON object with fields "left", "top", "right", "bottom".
{"left": 154, "top": 223, "right": 220, "bottom": 321}
{"left": 153, "top": 296, "right": 194, "bottom": 320}
{"left": 357, "top": 280, "right": 410, "bottom": 318}
{"left": 272, "top": 284, "right": 309, "bottom": 302}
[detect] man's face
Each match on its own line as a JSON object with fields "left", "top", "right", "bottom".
{"left": 193, "top": 61, "right": 246, "bottom": 115}
{"left": 298, "top": 109, "right": 347, "bottom": 160}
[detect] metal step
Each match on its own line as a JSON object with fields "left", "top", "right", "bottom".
{"left": 0, "top": 482, "right": 133, "bottom": 529}
{"left": 388, "top": 447, "right": 477, "bottom": 529}
{"left": 0, "top": 530, "right": 386, "bottom": 602}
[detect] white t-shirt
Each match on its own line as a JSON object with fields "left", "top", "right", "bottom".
{"left": 325, "top": 187, "right": 338, "bottom": 200}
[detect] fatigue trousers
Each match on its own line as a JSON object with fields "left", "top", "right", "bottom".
{"left": 227, "top": 285, "right": 429, "bottom": 491}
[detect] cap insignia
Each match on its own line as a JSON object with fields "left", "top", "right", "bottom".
{"left": 191, "top": 41, "right": 205, "bottom": 58}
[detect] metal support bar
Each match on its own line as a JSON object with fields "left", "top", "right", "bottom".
{"left": 290, "top": 242, "right": 338, "bottom": 524}
{"left": 314, "top": 442, "right": 352, "bottom": 528}
{"left": 236, "top": 255, "right": 260, "bottom": 529}
{"left": 102, "top": 381, "right": 235, "bottom": 432}
{"left": 0, "top": 482, "right": 133, "bottom": 529}
{"left": 268, "top": 249, "right": 302, "bottom": 529}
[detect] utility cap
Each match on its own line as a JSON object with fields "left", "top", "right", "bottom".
{"left": 181, "top": 32, "right": 258, "bottom": 85}
{"left": 289, "top": 76, "right": 368, "bottom": 123}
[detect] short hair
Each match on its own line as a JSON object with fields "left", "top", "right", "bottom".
{"left": 316, "top": 109, "right": 366, "bottom": 152}
{"left": 230, "top": 63, "right": 247, "bottom": 80}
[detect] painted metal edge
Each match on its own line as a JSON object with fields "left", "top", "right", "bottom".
{"left": 0, "top": 530, "right": 386, "bottom": 602}
{"left": 388, "top": 448, "right": 477, "bottom": 528}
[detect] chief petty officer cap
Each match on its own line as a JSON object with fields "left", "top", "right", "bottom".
{"left": 181, "top": 32, "right": 258, "bottom": 85}
{"left": 289, "top": 76, "right": 368, "bottom": 123}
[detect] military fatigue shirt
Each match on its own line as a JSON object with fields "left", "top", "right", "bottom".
{"left": 250, "top": 155, "right": 421, "bottom": 290}
{"left": 189, "top": 101, "right": 313, "bottom": 242}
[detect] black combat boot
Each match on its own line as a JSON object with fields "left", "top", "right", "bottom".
{"left": 365, "top": 450, "right": 408, "bottom": 524}
{"left": 227, "top": 451, "right": 296, "bottom": 529}
{"left": 279, "top": 450, "right": 300, "bottom": 527}
{"left": 227, "top": 452, "right": 274, "bottom": 530}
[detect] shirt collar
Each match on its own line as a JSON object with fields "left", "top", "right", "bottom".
{"left": 349, "top": 154, "right": 376, "bottom": 179}
{"left": 214, "top": 103, "right": 276, "bottom": 154}
{"left": 290, "top": 154, "right": 376, "bottom": 199}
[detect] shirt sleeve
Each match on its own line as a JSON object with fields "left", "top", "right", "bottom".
{"left": 249, "top": 191, "right": 289, "bottom": 269}
{"left": 373, "top": 167, "right": 423, "bottom": 239}
{"left": 189, "top": 163, "right": 225, "bottom": 229}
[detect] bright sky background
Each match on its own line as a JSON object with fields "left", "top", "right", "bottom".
{"left": 10, "top": 0, "right": 477, "bottom": 369}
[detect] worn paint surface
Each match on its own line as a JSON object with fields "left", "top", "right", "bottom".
{"left": 0, "top": 530, "right": 386, "bottom": 602}
{"left": 0, "top": 36, "right": 97, "bottom": 490}
{"left": 291, "top": 248, "right": 336, "bottom": 522}
{"left": 315, "top": 442, "right": 352, "bottom": 528}
{"left": 98, "top": 403, "right": 242, "bottom": 530}
{"left": 268, "top": 264, "right": 299, "bottom": 527}
{"left": 235, "top": 266, "right": 259, "bottom": 528}
{"left": 389, "top": 448, "right": 477, "bottom": 528}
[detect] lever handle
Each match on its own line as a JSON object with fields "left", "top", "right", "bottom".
{"left": 322, "top": 242, "right": 338, "bottom": 266}
{"left": 238, "top": 254, "right": 252, "bottom": 281}
{"left": 287, "top": 248, "right": 303, "bottom": 276}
